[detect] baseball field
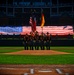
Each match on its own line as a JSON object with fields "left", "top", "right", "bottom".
{"left": 0, "top": 46, "right": 74, "bottom": 64}
{"left": 0, "top": 46, "right": 74, "bottom": 75}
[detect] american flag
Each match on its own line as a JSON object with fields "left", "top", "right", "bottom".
{"left": 0, "top": 26, "right": 73, "bottom": 35}
{"left": 0, "top": 26, "right": 22, "bottom": 35}
{"left": 29, "top": 17, "right": 33, "bottom": 25}
{"left": 29, "top": 16, "right": 36, "bottom": 32}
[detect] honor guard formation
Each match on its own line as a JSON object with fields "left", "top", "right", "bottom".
{"left": 23, "top": 32, "right": 51, "bottom": 50}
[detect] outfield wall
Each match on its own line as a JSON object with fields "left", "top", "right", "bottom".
{"left": 0, "top": 39, "right": 74, "bottom": 46}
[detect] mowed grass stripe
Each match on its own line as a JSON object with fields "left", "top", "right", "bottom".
{"left": 0, "top": 54, "right": 74, "bottom": 64}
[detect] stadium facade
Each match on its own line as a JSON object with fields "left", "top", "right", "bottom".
{"left": 0, "top": 0, "right": 74, "bottom": 26}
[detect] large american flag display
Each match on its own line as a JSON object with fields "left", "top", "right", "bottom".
{"left": 0, "top": 26, "right": 73, "bottom": 35}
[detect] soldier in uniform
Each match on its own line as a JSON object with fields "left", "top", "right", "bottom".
{"left": 35, "top": 36, "right": 39, "bottom": 50}
{"left": 25, "top": 34, "right": 29, "bottom": 50}
{"left": 35, "top": 32, "right": 39, "bottom": 50}
{"left": 43, "top": 33, "right": 47, "bottom": 50}
{"left": 30, "top": 36, "right": 34, "bottom": 50}
{"left": 23, "top": 33, "right": 28, "bottom": 50}
{"left": 40, "top": 36, "right": 44, "bottom": 50}
{"left": 23, "top": 35, "right": 26, "bottom": 50}
{"left": 46, "top": 32, "right": 51, "bottom": 50}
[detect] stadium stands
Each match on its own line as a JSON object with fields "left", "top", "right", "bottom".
{"left": 0, "top": 0, "right": 74, "bottom": 47}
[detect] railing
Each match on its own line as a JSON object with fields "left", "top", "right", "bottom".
{"left": 52, "top": 3, "right": 73, "bottom": 7}
{"left": 0, "top": 3, "right": 73, "bottom": 8}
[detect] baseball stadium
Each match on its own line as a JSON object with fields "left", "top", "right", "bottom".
{"left": 0, "top": 0, "right": 74, "bottom": 75}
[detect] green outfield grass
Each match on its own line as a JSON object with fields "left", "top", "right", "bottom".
{"left": 0, "top": 47, "right": 24, "bottom": 53}
{"left": 0, "top": 54, "right": 74, "bottom": 64}
{"left": 51, "top": 46, "right": 74, "bottom": 53}
{"left": 0, "top": 46, "right": 74, "bottom": 64}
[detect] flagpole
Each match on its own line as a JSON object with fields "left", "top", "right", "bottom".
{"left": 41, "top": 0, "right": 45, "bottom": 33}
{"left": 42, "top": 27, "right": 43, "bottom": 33}
{"left": 41, "top": 0, "right": 43, "bottom": 33}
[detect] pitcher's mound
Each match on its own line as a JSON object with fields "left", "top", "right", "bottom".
{"left": 5, "top": 50, "right": 70, "bottom": 55}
